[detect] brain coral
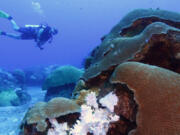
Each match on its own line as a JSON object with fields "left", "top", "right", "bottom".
{"left": 110, "top": 62, "right": 180, "bottom": 135}
{"left": 42, "top": 65, "right": 84, "bottom": 90}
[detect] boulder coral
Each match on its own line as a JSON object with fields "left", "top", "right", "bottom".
{"left": 83, "top": 22, "right": 180, "bottom": 81}
{"left": 79, "top": 9, "right": 180, "bottom": 135}
{"left": 109, "top": 9, "right": 180, "bottom": 38}
{"left": 42, "top": 65, "right": 84, "bottom": 101}
{"left": 110, "top": 62, "right": 180, "bottom": 135}
{"left": 20, "top": 97, "right": 80, "bottom": 134}
{"left": 42, "top": 65, "right": 84, "bottom": 90}
{"left": 0, "top": 89, "right": 20, "bottom": 106}
{"left": 83, "top": 9, "right": 180, "bottom": 81}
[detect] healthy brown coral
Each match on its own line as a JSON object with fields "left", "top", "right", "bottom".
{"left": 107, "top": 9, "right": 180, "bottom": 39}
{"left": 20, "top": 97, "right": 80, "bottom": 134}
{"left": 83, "top": 22, "right": 180, "bottom": 82}
{"left": 110, "top": 62, "right": 180, "bottom": 135}
{"left": 83, "top": 9, "right": 180, "bottom": 84}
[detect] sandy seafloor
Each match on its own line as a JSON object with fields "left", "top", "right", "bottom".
{"left": 0, "top": 87, "right": 46, "bottom": 135}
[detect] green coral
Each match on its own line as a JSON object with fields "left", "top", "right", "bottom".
{"left": 0, "top": 90, "right": 19, "bottom": 106}
{"left": 42, "top": 65, "right": 84, "bottom": 90}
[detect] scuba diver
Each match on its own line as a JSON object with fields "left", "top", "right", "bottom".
{"left": 0, "top": 10, "right": 58, "bottom": 50}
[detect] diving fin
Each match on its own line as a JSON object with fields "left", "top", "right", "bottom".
{"left": 0, "top": 10, "right": 10, "bottom": 19}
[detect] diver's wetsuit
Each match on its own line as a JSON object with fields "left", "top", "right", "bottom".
{"left": 2, "top": 25, "right": 54, "bottom": 49}
{"left": 17, "top": 26, "right": 40, "bottom": 40}
{"left": 0, "top": 10, "right": 57, "bottom": 50}
{"left": 18, "top": 25, "right": 52, "bottom": 41}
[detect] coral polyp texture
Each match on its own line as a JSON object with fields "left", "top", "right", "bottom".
{"left": 110, "top": 62, "right": 180, "bottom": 135}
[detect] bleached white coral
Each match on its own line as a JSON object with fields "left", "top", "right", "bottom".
{"left": 48, "top": 91, "right": 119, "bottom": 135}
{"left": 99, "top": 92, "right": 118, "bottom": 112}
{"left": 70, "top": 92, "right": 119, "bottom": 135}
{"left": 85, "top": 92, "right": 98, "bottom": 108}
{"left": 48, "top": 119, "right": 69, "bottom": 135}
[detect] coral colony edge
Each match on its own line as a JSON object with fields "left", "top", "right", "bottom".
{"left": 1, "top": 8, "right": 180, "bottom": 135}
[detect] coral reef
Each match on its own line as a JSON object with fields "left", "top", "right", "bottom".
{"left": 75, "top": 88, "right": 99, "bottom": 105}
{"left": 79, "top": 9, "right": 180, "bottom": 135}
{"left": 71, "top": 79, "right": 87, "bottom": 99}
{"left": 0, "top": 88, "right": 31, "bottom": 106}
{"left": 83, "top": 22, "right": 180, "bottom": 81}
{"left": 102, "top": 9, "right": 180, "bottom": 41}
{"left": 48, "top": 92, "right": 119, "bottom": 135}
{"left": 19, "top": 9, "right": 180, "bottom": 135}
{"left": 20, "top": 97, "right": 80, "bottom": 134}
{"left": 110, "top": 62, "right": 180, "bottom": 135}
{"left": 24, "top": 65, "right": 58, "bottom": 86}
{"left": 42, "top": 65, "right": 84, "bottom": 101}
{"left": 42, "top": 65, "right": 84, "bottom": 90}
{"left": 0, "top": 89, "right": 19, "bottom": 106}
{"left": 83, "top": 9, "right": 180, "bottom": 81}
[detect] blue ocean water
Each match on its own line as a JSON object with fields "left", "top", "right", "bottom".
{"left": 0, "top": 0, "right": 178, "bottom": 70}
{"left": 0, "top": 0, "right": 180, "bottom": 135}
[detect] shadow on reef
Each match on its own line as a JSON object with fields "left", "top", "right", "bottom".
{"left": 20, "top": 9, "right": 180, "bottom": 135}
{"left": 44, "top": 83, "right": 76, "bottom": 102}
